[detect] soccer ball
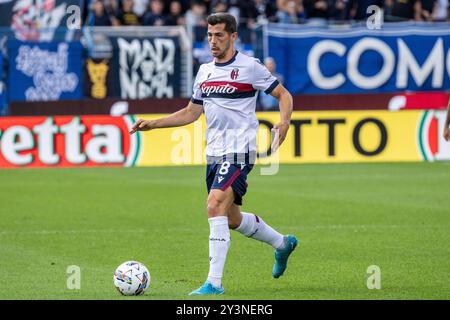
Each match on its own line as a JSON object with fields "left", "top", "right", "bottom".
{"left": 113, "top": 261, "right": 151, "bottom": 296}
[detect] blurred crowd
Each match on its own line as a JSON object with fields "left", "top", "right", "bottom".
{"left": 85, "top": 0, "right": 450, "bottom": 28}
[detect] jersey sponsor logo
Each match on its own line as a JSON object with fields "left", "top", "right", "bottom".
{"left": 200, "top": 81, "right": 256, "bottom": 99}
{"left": 230, "top": 68, "right": 239, "bottom": 80}
{"left": 218, "top": 176, "right": 224, "bottom": 183}
{"left": 201, "top": 82, "right": 238, "bottom": 96}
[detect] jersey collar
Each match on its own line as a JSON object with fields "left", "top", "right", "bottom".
{"left": 214, "top": 50, "right": 239, "bottom": 67}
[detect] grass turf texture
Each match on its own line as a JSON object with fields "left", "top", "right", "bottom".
{"left": 0, "top": 163, "right": 449, "bottom": 300}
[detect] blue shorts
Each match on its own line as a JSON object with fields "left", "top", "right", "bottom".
{"left": 206, "top": 153, "right": 255, "bottom": 206}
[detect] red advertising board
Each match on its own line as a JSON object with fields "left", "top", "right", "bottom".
{"left": 0, "top": 115, "right": 140, "bottom": 168}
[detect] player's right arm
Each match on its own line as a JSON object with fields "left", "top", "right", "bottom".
{"left": 443, "top": 97, "right": 450, "bottom": 141}
{"left": 129, "top": 101, "right": 203, "bottom": 135}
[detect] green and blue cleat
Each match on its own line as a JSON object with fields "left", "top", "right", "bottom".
{"left": 272, "top": 235, "right": 298, "bottom": 278}
{"left": 188, "top": 281, "right": 225, "bottom": 296}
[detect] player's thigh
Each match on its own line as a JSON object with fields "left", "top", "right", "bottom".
{"left": 207, "top": 187, "right": 235, "bottom": 216}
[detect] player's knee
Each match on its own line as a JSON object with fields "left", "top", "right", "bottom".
{"left": 206, "top": 198, "right": 222, "bottom": 217}
{"left": 207, "top": 189, "right": 234, "bottom": 217}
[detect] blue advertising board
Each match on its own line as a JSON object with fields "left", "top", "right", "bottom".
{"left": 8, "top": 40, "right": 83, "bottom": 102}
{"left": 0, "top": 53, "right": 5, "bottom": 114}
{"left": 268, "top": 23, "right": 450, "bottom": 94}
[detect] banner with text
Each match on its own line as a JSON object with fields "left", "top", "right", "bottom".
{"left": 268, "top": 24, "right": 450, "bottom": 94}
{"left": 1, "top": 111, "right": 448, "bottom": 168}
{"left": 0, "top": 0, "right": 83, "bottom": 41}
{"left": 8, "top": 40, "right": 83, "bottom": 102}
{"left": 111, "top": 36, "right": 181, "bottom": 99}
{"left": 135, "top": 110, "right": 449, "bottom": 166}
{"left": 0, "top": 115, "right": 140, "bottom": 168}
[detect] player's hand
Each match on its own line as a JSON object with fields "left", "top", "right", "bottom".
{"left": 444, "top": 127, "right": 450, "bottom": 141}
{"left": 271, "top": 122, "right": 290, "bottom": 153}
{"left": 129, "top": 119, "right": 154, "bottom": 135}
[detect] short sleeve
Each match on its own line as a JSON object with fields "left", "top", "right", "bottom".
{"left": 191, "top": 66, "right": 204, "bottom": 105}
{"left": 252, "top": 59, "right": 279, "bottom": 94}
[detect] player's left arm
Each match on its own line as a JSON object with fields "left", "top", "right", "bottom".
{"left": 270, "top": 83, "right": 293, "bottom": 152}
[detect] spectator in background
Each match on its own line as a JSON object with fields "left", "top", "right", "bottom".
{"left": 275, "top": 0, "right": 291, "bottom": 23}
{"left": 142, "top": 0, "right": 169, "bottom": 26}
{"left": 328, "top": 0, "right": 350, "bottom": 20}
{"left": 201, "top": 0, "right": 214, "bottom": 12}
{"left": 258, "top": 57, "right": 284, "bottom": 111}
{"left": 116, "top": 0, "right": 141, "bottom": 25}
{"left": 432, "top": 0, "right": 449, "bottom": 20}
{"left": 211, "top": 0, "right": 228, "bottom": 13}
{"left": 167, "top": 1, "right": 186, "bottom": 25}
{"left": 254, "top": 0, "right": 279, "bottom": 22}
{"left": 165, "top": 0, "right": 191, "bottom": 13}
{"left": 385, "top": 0, "right": 422, "bottom": 21}
{"left": 304, "top": 0, "right": 331, "bottom": 23}
{"left": 420, "top": 0, "right": 437, "bottom": 20}
{"left": 239, "top": 1, "right": 260, "bottom": 28}
{"left": 276, "top": 0, "right": 306, "bottom": 23}
{"left": 105, "top": 0, "right": 120, "bottom": 17}
{"left": 186, "top": 0, "right": 208, "bottom": 26}
{"left": 134, "top": 0, "right": 150, "bottom": 18}
{"left": 208, "top": 0, "right": 261, "bottom": 28}
{"left": 222, "top": 1, "right": 259, "bottom": 41}
{"left": 228, "top": 0, "right": 242, "bottom": 25}
{"left": 87, "top": 0, "right": 114, "bottom": 26}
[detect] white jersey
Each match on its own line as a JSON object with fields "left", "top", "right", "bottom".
{"left": 191, "top": 51, "right": 279, "bottom": 157}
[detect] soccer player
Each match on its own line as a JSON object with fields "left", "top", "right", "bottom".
{"left": 130, "top": 13, "right": 298, "bottom": 295}
{"left": 443, "top": 97, "right": 450, "bottom": 141}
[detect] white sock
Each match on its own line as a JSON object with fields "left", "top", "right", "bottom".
{"left": 207, "top": 216, "right": 230, "bottom": 288}
{"left": 235, "top": 212, "right": 285, "bottom": 249}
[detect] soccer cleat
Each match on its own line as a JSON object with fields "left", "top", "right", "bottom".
{"left": 272, "top": 235, "right": 298, "bottom": 279}
{"left": 188, "top": 281, "right": 225, "bottom": 296}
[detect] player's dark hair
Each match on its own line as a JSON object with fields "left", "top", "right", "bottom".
{"left": 206, "top": 13, "right": 237, "bottom": 34}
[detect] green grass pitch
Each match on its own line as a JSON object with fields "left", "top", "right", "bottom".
{"left": 0, "top": 163, "right": 449, "bottom": 300}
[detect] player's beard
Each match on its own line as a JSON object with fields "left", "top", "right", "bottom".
{"left": 213, "top": 41, "right": 231, "bottom": 59}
